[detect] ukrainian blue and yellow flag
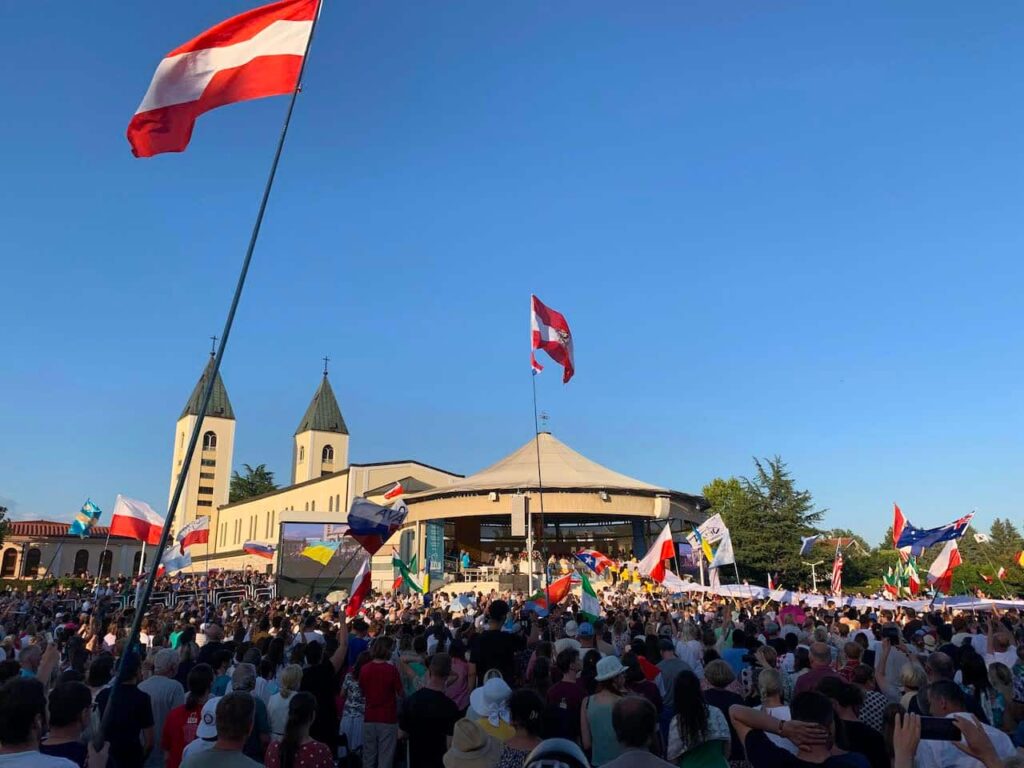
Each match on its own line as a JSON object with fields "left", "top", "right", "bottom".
{"left": 692, "top": 527, "right": 713, "bottom": 562}
{"left": 70, "top": 499, "right": 102, "bottom": 538}
{"left": 300, "top": 539, "right": 341, "bottom": 566}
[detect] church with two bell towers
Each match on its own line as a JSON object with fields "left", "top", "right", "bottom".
{"left": 168, "top": 354, "right": 462, "bottom": 573}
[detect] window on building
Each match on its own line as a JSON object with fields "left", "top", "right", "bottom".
{"left": 179, "top": 432, "right": 184, "bottom": 450}
{"left": 73, "top": 549, "right": 89, "bottom": 574}
{"left": 198, "top": 486, "right": 214, "bottom": 495}
{"left": 329, "top": 495, "right": 334, "bottom": 513}
{"left": 1, "top": 549, "right": 17, "bottom": 578}
{"left": 322, "top": 445, "right": 334, "bottom": 462}
{"left": 199, "top": 472, "right": 215, "bottom": 480}
{"left": 203, "top": 431, "right": 217, "bottom": 450}
{"left": 336, "top": 494, "right": 341, "bottom": 512}
{"left": 201, "top": 459, "right": 216, "bottom": 467}
{"left": 299, "top": 446, "right": 305, "bottom": 462}
{"left": 99, "top": 550, "right": 113, "bottom": 578}
{"left": 197, "top": 500, "right": 212, "bottom": 507}
{"left": 304, "top": 502, "right": 309, "bottom": 511}
{"left": 311, "top": 500, "right": 315, "bottom": 511}
{"left": 24, "top": 548, "right": 41, "bottom": 577}
{"left": 132, "top": 551, "right": 142, "bottom": 573}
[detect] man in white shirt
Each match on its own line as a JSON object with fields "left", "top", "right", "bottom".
{"left": 984, "top": 619, "right": 1016, "bottom": 668}
{"left": 913, "top": 680, "right": 1016, "bottom": 768}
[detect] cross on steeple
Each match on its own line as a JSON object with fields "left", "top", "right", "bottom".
{"left": 322, "top": 355, "right": 330, "bottom": 376}
{"left": 209, "top": 335, "right": 218, "bottom": 356}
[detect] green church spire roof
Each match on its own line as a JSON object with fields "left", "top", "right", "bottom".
{"left": 181, "top": 354, "right": 235, "bottom": 420}
{"left": 295, "top": 375, "right": 348, "bottom": 435}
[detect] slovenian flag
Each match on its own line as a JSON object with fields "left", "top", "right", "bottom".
{"left": 243, "top": 541, "right": 276, "bottom": 559}
{"left": 70, "top": 500, "right": 102, "bottom": 538}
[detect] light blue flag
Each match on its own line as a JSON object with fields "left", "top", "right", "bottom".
{"left": 799, "top": 534, "right": 820, "bottom": 557}
{"left": 70, "top": 499, "right": 102, "bottom": 538}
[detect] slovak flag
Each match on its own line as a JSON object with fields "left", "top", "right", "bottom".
{"left": 531, "top": 295, "right": 574, "bottom": 383}
{"left": 383, "top": 482, "right": 404, "bottom": 501}
{"left": 637, "top": 524, "right": 675, "bottom": 583}
{"left": 127, "top": 0, "right": 317, "bottom": 157}
{"left": 575, "top": 549, "right": 612, "bottom": 575}
{"left": 345, "top": 556, "right": 372, "bottom": 618}
{"left": 177, "top": 516, "right": 211, "bottom": 554}
{"left": 109, "top": 495, "right": 165, "bottom": 546}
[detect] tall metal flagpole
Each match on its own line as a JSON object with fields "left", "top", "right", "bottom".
{"left": 94, "top": 1, "right": 324, "bottom": 749}
{"left": 531, "top": 370, "right": 550, "bottom": 597}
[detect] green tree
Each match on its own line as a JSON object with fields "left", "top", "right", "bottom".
{"left": 704, "top": 456, "right": 824, "bottom": 585}
{"left": 229, "top": 464, "right": 278, "bottom": 502}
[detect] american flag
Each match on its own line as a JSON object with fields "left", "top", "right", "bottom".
{"left": 831, "top": 547, "right": 843, "bottom": 596}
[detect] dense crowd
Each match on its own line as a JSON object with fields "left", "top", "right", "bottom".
{"left": 1, "top": 570, "right": 1023, "bottom": 768}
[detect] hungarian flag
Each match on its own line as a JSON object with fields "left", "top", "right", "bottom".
{"left": 109, "top": 495, "right": 165, "bottom": 545}
{"left": 345, "top": 556, "right": 372, "bottom": 618}
{"left": 383, "top": 482, "right": 404, "bottom": 500}
{"left": 530, "top": 295, "right": 574, "bottom": 383}
{"left": 883, "top": 566, "right": 899, "bottom": 596}
{"left": 905, "top": 556, "right": 921, "bottom": 596}
{"left": 579, "top": 570, "right": 601, "bottom": 623}
{"left": 127, "top": 0, "right": 317, "bottom": 157}
{"left": 176, "top": 516, "right": 210, "bottom": 554}
{"left": 638, "top": 524, "right": 675, "bottom": 583}
{"left": 926, "top": 539, "right": 962, "bottom": 594}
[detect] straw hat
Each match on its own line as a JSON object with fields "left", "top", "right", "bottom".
{"left": 443, "top": 719, "right": 503, "bottom": 768}
{"left": 594, "top": 655, "right": 627, "bottom": 682}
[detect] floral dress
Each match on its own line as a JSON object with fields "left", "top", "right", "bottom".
{"left": 340, "top": 671, "right": 365, "bottom": 755}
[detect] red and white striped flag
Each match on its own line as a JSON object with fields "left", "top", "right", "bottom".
{"left": 997, "top": 566, "right": 1007, "bottom": 580}
{"left": 176, "top": 516, "right": 211, "bottom": 554}
{"left": 383, "top": 482, "right": 404, "bottom": 501}
{"left": 345, "top": 556, "right": 372, "bottom": 618}
{"left": 531, "top": 295, "right": 574, "bottom": 383}
{"left": 109, "top": 495, "right": 165, "bottom": 546}
{"left": 830, "top": 547, "right": 843, "bottom": 596}
{"left": 127, "top": 0, "right": 317, "bottom": 157}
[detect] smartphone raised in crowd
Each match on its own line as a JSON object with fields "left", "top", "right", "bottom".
{"left": 919, "top": 717, "right": 961, "bottom": 742}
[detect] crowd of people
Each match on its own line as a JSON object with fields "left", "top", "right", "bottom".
{"left": 1, "top": 569, "right": 1023, "bottom": 768}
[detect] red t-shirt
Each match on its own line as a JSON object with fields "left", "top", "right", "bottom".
{"left": 162, "top": 702, "right": 202, "bottom": 768}
{"left": 358, "top": 660, "right": 403, "bottom": 724}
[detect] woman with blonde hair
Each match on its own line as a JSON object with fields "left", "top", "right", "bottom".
{"left": 896, "top": 662, "right": 927, "bottom": 711}
{"left": 268, "top": 663, "right": 303, "bottom": 738}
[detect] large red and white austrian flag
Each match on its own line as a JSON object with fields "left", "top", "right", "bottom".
{"left": 531, "top": 294, "right": 574, "bottom": 383}
{"left": 127, "top": 0, "right": 317, "bottom": 157}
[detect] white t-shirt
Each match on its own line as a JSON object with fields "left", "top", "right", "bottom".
{"left": 913, "top": 713, "right": 1016, "bottom": 768}
{"left": 0, "top": 750, "right": 77, "bottom": 767}
{"left": 985, "top": 648, "right": 1016, "bottom": 668}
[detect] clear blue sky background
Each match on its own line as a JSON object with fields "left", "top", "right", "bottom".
{"left": 2, "top": 2, "right": 1022, "bottom": 546}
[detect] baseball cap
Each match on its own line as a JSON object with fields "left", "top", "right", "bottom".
{"left": 577, "top": 622, "right": 594, "bottom": 638}
{"left": 563, "top": 621, "right": 579, "bottom": 638}
{"left": 196, "top": 696, "right": 221, "bottom": 739}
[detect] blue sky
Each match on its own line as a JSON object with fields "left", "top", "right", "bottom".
{"left": 2, "top": 2, "right": 1022, "bottom": 546}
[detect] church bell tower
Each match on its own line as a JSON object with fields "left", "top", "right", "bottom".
{"left": 293, "top": 363, "right": 348, "bottom": 484}
{"left": 168, "top": 352, "right": 236, "bottom": 535}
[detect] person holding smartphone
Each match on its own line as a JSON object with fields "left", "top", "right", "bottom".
{"left": 912, "top": 680, "right": 1017, "bottom": 768}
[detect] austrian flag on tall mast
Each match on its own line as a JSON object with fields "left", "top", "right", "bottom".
{"left": 530, "top": 295, "right": 574, "bottom": 383}
{"left": 127, "top": 0, "right": 318, "bottom": 157}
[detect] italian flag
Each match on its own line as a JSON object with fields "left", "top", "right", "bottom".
{"left": 579, "top": 570, "right": 601, "bottom": 623}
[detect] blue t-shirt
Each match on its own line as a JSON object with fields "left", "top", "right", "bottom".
{"left": 722, "top": 647, "right": 750, "bottom": 677}
{"left": 348, "top": 635, "right": 369, "bottom": 668}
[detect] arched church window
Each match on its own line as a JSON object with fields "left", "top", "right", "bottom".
{"left": 24, "top": 548, "right": 41, "bottom": 577}
{"left": 99, "top": 550, "right": 113, "bottom": 578}
{"left": 322, "top": 445, "right": 334, "bottom": 462}
{"left": 132, "top": 551, "right": 143, "bottom": 574}
{"left": 74, "top": 549, "right": 89, "bottom": 574}
{"left": 202, "top": 431, "right": 217, "bottom": 450}
{"left": 299, "top": 446, "right": 305, "bottom": 462}
{"left": 0, "top": 549, "right": 16, "bottom": 578}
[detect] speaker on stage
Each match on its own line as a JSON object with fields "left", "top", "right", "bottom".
{"left": 513, "top": 574, "right": 529, "bottom": 592}
{"left": 499, "top": 574, "right": 514, "bottom": 590}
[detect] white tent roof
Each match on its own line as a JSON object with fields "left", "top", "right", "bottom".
{"left": 413, "top": 432, "right": 667, "bottom": 497}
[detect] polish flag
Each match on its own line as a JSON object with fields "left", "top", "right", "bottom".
{"left": 531, "top": 295, "right": 574, "bottom": 383}
{"left": 109, "top": 495, "right": 165, "bottom": 546}
{"left": 637, "top": 524, "right": 675, "bottom": 583}
{"left": 127, "top": 0, "right": 317, "bottom": 157}
{"left": 926, "top": 539, "right": 962, "bottom": 594}
{"left": 176, "top": 516, "right": 211, "bottom": 554}
{"left": 383, "top": 482, "right": 404, "bottom": 501}
{"left": 345, "top": 556, "right": 372, "bottom": 618}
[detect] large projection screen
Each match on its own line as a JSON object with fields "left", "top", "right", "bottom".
{"left": 277, "top": 521, "right": 366, "bottom": 598}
